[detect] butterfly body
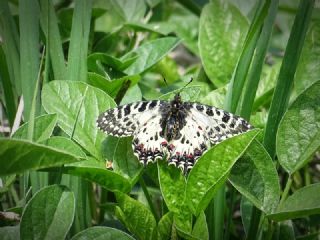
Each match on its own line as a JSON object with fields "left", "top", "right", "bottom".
{"left": 97, "top": 93, "right": 253, "bottom": 173}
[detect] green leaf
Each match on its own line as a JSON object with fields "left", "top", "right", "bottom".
{"left": 120, "top": 85, "right": 142, "bottom": 105}
{"left": 199, "top": 1, "right": 248, "bottom": 87}
{"left": 122, "top": 37, "right": 180, "bottom": 75}
{"left": 192, "top": 211, "right": 209, "bottom": 240}
{"left": 20, "top": 185, "right": 75, "bottom": 240}
{"left": 103, "top": 136, "right": 142, "bottom": 183}
{"left": 0, "top": 139, "right": 81, "bottom": 176}
{"left": 19, "top": 0, "right": 40, "bottom": 120}
{"left": 295, "top": 20, "right": 320, "bottom": 95}
{"left": 267, "top": 183, "right": 320, "bottom": 221}
{"left": 0, "top": 1, "right": 21, "bottom": 94}
{"left": 0, "top": 226, "right": 20, "bottom": 240}
{"left": 87, "top": 72, "right": 140, "bottom": 98}
{"left": 157, "top": 161, "right": 192, "bottom": 234}
{"left": 67, "top": 0, "right": 92, "bottom": 82}
{"left": 158, "top": 162, "right": 186, "bottom": 214}
{"left": 109, "top": 0, "right": 146, "bottom": 23}
{"left": 278, "top": 221, "right": 295, "bottom": 240}
{"left": 277, "top": 80, "right": 320, "bottom": 174}
{"left": 71, "top": 226, "right": 135, "bottom": 240}
{"left": 157, "top": 212, "right": 173, "bottom": 240}
{"left": 44, "top": 136, "right": 87, "bottom": 159}
{"left": 159, "top": 85, "right": 202, "bottom": 102}
{"left": 39, "top": 0, "right": 67, "bottom": 80}
{"left": 229, "top": 140, "right": 280, "bottom": 214}
{"left": 62, "top": 158, "right": 131, "bottom": 193}
{"left": 240, "top": 196, "right": 253, "bottom": 235}
{"left": 263, "top": 0, "right": 315, "bottom": 158}
{"left": 186, "top": 129, "right": 259, "bottom": 215}
{"left": 115, "top": 192, "right": 157, "bottom": 240}
{"left": 42, "top": 80, "right": 116, "bottom": 160}
{"left": 12, "top": 114, "right": 57, "bottom": 142}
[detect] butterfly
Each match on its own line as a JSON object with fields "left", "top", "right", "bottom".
{"left": 97, "top": 93, "right": 253, "bottom": 174}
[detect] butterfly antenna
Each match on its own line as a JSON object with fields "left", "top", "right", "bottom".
{"left": 179, "top": 77, "right": 193, "bottom": 94}
{"left": 163, "top": 77, "right": 168, "bottom": 87}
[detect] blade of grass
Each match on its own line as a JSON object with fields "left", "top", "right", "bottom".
{"left": 0, "top": 1, "right": 21, "bottom": 94}
{"left": 40, "top": 0, "right": 67, "bottom": 80}
{"left": 263, "top": 0, "right": 315, "bottom": 159}
{"left": 239, "top": 0, "right": 279, "bottom": 120}
{"left": 225, "top": 0, "right": 268, "bottom": 114}
{"left": 214, "top": 2, "right": 269, "bottom": 240}
{"left": 67, "top": 0, "right": 92, "bottom": 82}
{"left": 19, "top": 0, "right": 40, "bottom": 120}
{"left": 0, "top": 46, "right": 17, "bottom": 127}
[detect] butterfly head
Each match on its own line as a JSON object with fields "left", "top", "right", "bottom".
{"left": 171, "top": 93, "right": 182, "bottom": 110}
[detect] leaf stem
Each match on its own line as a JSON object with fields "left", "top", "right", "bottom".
{"left": 139, "top": 178, "right": 159, "bottom": 221}
{"left": 279, "top": 176, "right": 292, "bottom": 206}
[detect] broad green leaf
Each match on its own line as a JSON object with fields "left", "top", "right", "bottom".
{"left": 267, "top": 183, "right": 320, "bottom": 221}
{"left": 103, "top": 136, "right": 142, "bottom": 184}
{"left": 71, "top": 226, "right": 135, "bottom": 240}
{"left": 158, "top": 162, "right": 192, "bottom": 233}
{"left": 159, "top": 86, "right": 202, "bottom": 102}
{"left": 0, "top": 139, "right": 80, "bottom": 176}
{"left": 20, "top": 185, "right": 75, "bottom": 240}
{"left": 202, "top": 86, "right": 227, "bottom": 109}
{"left": 157, "top": 212, "right": 173, "bottom": 240}
{"left": 109, "top": 0, "right": 146, "bottom": 23}
{"left": 0, "top": 226, "right": 20, "bottom": 240}
{"left": 240, "top": 196, "right": 253, "bottom": 235}
{"left": 158, "top": 162, "right": 186, "bottom": 213}
{"left": 62, "top": 158, "right": 131, "bottom": 193}
{"left": 295, "top": 20, "right": 320, "bottom": 95}
{"left": 186, "top": 129, "right": 259, "bottom": 215}
{"left": 42, "top": 80, "right": 116, "bottom": 160}
{"left": 277, "top": 81, "right": 320, "bottom": 174}
{"left": 166, "top": 4, "right": 199, "bottom": 54}
{"left": 87, "top": 72, "right": 140, "bottom": 98}
{"left": 122, "top": 37, "right": 180, "bottom": 75}
{"left": 44, "top": 136, "right": 87, "bottom": 159}
{"left": 229, "top": 140, "right": 280, "bottom": 214}
{"left": 192, "top": 211, "right": 209, "bottom": 240}
{"left": 278, "top": 221, "right": 295, "bottom": 240}
{"left": 199, "top": 1, "right": 248, "bottom": 87}
{"left": 120, "top": 85, "right": 142, "bottom": 105}
{"left": 115, "top": 192, "right": 157, "bottom": 240}
{"left": 12, "top": 114, "right": 57, "bottom": 142}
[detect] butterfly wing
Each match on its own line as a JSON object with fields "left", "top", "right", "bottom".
{"left": 97, "top": 100, "right": 170, "bottom": 164}
{"left": 188, "top": 103, "right": 253, "bottom": 144}
{"left": 166, "top": 102, "right": 253, "bottom": 173}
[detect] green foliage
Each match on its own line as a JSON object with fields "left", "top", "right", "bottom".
{"left": 0, "top": 0, "right": 319, "bottom": 240}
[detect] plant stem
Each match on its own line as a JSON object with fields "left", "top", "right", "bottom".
{"left": 224, "top": 186, "right": 236, "bottom": 240}
{"left": 279, "top": 176, "right": 292, "bottom": 206}
{"left": 214, "top": 183, "right": 225, "bottom": 240}
{"left": 139, "top": 178, "right": 159, "bottom": 221}
{"left": 246, "top": 206, "right": 262, "bottom": 240}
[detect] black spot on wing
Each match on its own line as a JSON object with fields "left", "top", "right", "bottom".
{"left": 222, "top": 113, "right": 230, "bottom": 123}
{"left": 138, "top": 102, "right": 148, "bottom": 112}
{"left": 196, "top": 104, "right": 204, "bottom": 111}
{"left": 149, "top": 100, "right": 158, "bottom": 109}
{"left": 206, "top": 108, "right": 214, "bottom": 116}
{"left": 124, "top": 104, "right": 131, "bottom": 115}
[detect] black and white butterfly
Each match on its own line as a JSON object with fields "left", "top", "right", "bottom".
{"left": 97, "top": 93, "right": 253, "bottom": 174}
